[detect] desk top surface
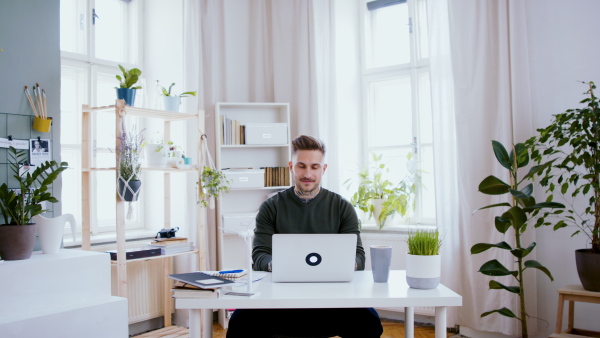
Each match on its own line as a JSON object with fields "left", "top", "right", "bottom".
{"left": 175, "top": 270, "right": 462, "bottom": 309}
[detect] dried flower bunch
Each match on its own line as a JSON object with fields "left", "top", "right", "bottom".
{"left": 117, "top": 123, "right": 145, "bottom": 182}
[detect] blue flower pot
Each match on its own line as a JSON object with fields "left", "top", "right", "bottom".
{"left": 116, "top": 88, "right": 137, "bottom": 106}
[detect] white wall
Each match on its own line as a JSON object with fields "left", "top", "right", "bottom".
{"left": 526, "top": 1, "right": 600, "bottom": 337}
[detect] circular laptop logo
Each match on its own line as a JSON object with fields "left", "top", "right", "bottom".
{"left": 305, "top": 253, "right": 322, "bottom": 266}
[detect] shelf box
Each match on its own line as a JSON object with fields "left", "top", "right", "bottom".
{"left": 224, "top": 169, "right": 265, "bottom": 188}
{"left": 222, "top": 213, "right": 257, "bottom": 233}
{"left": 245, "top": 123, "right": 288, "bottom": 145}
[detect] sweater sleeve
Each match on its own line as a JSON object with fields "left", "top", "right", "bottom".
{"left": 338, "top": 197, "right": 366, "bottom": 270}
{"left": 252, "top": 198, "right": 276, "bottom": 271}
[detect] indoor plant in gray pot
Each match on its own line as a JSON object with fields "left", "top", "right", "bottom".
{"left": 0, "top": 146, "right": 68, "bottom": 260}
{"left": 528, "top": 81, "right": 600, "bottom": 291}
{"left": 159, "top": 82, "right": 196, "bottom": 112}
{"left": 405, "top": 228, "right": 442, "bottom": 289}
{"left": 345, "top": 153, "right": 418, "bottom": 229}
{"left": 116, "top": 65, "right": 142, "bottom": 106}
{"left": 473, "top": 140, "right": 564, "bottom": 338}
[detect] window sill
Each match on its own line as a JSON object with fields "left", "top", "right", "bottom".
{"left": 360, "top": 223, "right": 437, "bottom": 234}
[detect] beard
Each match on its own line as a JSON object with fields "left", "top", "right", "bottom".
{"left": 294, "top": 176, "right": 320, "bottom": 197}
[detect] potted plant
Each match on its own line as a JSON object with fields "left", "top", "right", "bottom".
{"left": 116, "top": 65, "right": 142, "bottom": 106}
{"left": 405, "top": 228, "right": 442, "bottom": 289}
{"left": 472, "top": 140, "right": 564, "bottom": 338}
{"left": 0, "top": 146, "right": 68, "bottom": 260}
{"left": 528, "top": 81, "right": 600, "bottom": 291}
{"left": 117, "top": 123, "right": 145, "bottom": 203}
{"left": 159, "top": 82, "right": 196, "bottom": 112}
{"left": 198, "top": 166, "right": 230, "bottom": 209}
{"left": 345, "top": 153, "right": 418, "bottom": 229}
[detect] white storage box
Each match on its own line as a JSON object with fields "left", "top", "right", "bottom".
{"left": 224, "top": 168, "right": 265, "bottom": 188}
{"left": 245, "top": 123, "right": 288, "bottom": 145}
{"left": 222, "top": 213, "right": 257, "bottom": 234}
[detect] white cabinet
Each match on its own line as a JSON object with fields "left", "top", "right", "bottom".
{"left": 81, "top": 101, "right": 207, "bottom": 327}
{"left": 214, "top": 102, "right": 291, "bottom": 327}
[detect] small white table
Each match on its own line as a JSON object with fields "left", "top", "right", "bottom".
{"left": 175, "top": 270, "right": 462, "bottom": 338}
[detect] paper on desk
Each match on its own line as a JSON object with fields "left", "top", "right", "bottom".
{"left": 229, "top": 271, "right": 268, "bottom": 287}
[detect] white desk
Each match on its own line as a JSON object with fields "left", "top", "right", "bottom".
{"left": 175, "top": 270, "right": 462, "bottom": 338}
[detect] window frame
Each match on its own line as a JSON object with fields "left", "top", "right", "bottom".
{"left": 358, "top": 0, "right": 435, "bottom": 229}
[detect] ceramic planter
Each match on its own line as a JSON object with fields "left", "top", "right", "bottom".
{"left": 575, "top": 249, "right": 600, "bottom": 291}
{"left": 145, "top": 143, "right": 167, "bottom": 166}
{"left": 372, "top": 198, "right": 386, "bottom": 227}
{"left": 118, "top": 178, "right": 142, "bottom": 202}
{"left": 116, "top": 88, "right": 137, "bottom": 106}
{"left": 0, "top": 223, "right": 38, "bottom": 260}
{"left": 163, "top": 96, "right": 180, "bottom": 112}
{"left": 405, "top": 253, "right": 441, "bottom": 289}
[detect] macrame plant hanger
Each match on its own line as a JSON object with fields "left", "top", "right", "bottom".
{"left": 115, "top": 100, "right": 142, "bottom": 219}
{"left": 200, "top": 134, "right": 218, "bottom": 209}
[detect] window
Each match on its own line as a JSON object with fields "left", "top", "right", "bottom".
{"left": 359, "top": 0, "right": 435, "bottom": 226}
{"left": 60, "top": 0, "right": 144, "bottom": 238}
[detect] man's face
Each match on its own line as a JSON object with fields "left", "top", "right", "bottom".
{"left": 289, "top": 149, "right": 327, "bottom": 195}
{"left": 34, "top": 141, "right": 40, "bottom": 148}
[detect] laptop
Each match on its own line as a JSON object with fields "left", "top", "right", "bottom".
{"left": 271, "top": 233, "right": 357, "bottom": 283}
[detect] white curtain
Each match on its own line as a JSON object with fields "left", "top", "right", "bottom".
{"left": 188, "top": 0, "right": 336, "bottom": 268}
{"left": 430, "top": 0, "right": 536, "bottom": 336}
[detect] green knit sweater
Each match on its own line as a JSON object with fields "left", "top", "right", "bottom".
{"left": 252, "top": 186, "right": 366, "bottom": 271}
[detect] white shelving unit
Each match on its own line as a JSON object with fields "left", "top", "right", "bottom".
{"left": 81, "top": 100, "right": 208, "bottom": 327}
{"left": 214, "top": 102, "right": 291, "bottom": 327}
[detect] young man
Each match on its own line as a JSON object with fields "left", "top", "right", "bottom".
{"left": 226, "top": 135, "right": 383, "bottom": 338}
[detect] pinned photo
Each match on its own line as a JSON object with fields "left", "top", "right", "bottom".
{"left": 30, "top": 139, "right": 51, "bottom": 166}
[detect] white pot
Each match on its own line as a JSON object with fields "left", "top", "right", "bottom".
{"left": 371, "top": 198, "right": 386, "bottom": 227}
{"left": 146, "top": 143, "right": 167, "bottom": 166}
{"left": 405, "top": 253, "right": 441, "bottom": 289}
{"left": 163, "top": 96, "right": 180, "bottom": 112}
{"left": 34, "top": 214, "right": 77, "bottom": 254}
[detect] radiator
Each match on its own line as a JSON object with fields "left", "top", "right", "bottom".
{"left": 111, "top": 259, "right": 169, "bottom": 324}
{"left": 361, "top": 232, "right": 435, "bottom": 317}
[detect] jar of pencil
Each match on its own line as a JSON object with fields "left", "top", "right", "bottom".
{"left": 25, "top": 84, "right": 52, "bottom": 132}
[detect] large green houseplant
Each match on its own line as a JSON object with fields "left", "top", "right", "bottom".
{"left": 0, "top": 146, "right": 68, "bottom": 260}
{"left": 472, "top": 140, "right": 564, "bottom": 338}
{"left": 527, "top": 81, "right": 600, "bottom": 291}
{"left": 345, "top": 153, "right": 418, "bottom": 229}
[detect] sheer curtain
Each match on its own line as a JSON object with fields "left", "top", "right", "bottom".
{"left": 185, "top": 0, "right": 336, "bottom": 268}
{"left": 429, "top": 0, "right": 536, "bottom": 336}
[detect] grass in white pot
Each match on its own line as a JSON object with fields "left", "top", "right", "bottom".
{"left": 407, "top": 229, "right": 442, "bottom": 255}
{"left": 405, "top": 229, "right": 442, "bottom": 289}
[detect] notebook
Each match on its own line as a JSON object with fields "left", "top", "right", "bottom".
{"left": 271, "top": 233, "right": 357, "bottom": 283}
{"left": 168, "top": 272, "right": 234, "bottom": 289}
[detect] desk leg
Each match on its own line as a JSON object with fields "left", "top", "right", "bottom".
{"left": 202, "top": 309, "right": 213, "bottom": 338}
{"left": 435, "top": 306, "right": 447, "bottom": 338}
{"left": 404, "top": 307, "right": 414, "bottom": 338}
{"left": 189, "top": 309, "right": 201, "bottom": 338}
{"left": 556, "top": 293, "right": 564, "bottom": 333}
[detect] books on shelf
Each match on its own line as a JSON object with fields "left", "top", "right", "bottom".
{"left": 263, "top": 167, "right": 290, "bottom": 187}
{"left": 146, "top": 240, "right": 195, "bottom": 255}
{"left": 150, "top": 237, "right": 188, "bottom": 245}
{"left": 220, "top": 115, "right": 246, "bottom": 145}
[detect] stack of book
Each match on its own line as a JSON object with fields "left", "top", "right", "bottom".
{"left": 220, "top": 115, "right": 245, "bottom": 145}
{"left": 263, "top": 167, "right": 291, "bottom": 187}
{"left": 146, "top": 237, "right": 194, "bottom": 255}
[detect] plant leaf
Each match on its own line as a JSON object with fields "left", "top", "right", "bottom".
{"left": 479, "top": 175, "right": 510, "bottom": 195}
{"left": 472, "top": 202, "right": 511, "bottom": 214}
{"left": 492, "top": 140, "right": 512, "bottom": 170}
{"left": 489, "top": 280, "right": 520, "bottom": 293}
{"left": 524, "top": 260, "right": 554, "bottom": 281}
{"left": 478, "top": 259, "right": 517, "bottom": 277}
{"left": 481, "top": 307, "right": 517, "bottom": 319}
{"left": 495, "top": 216, "right": 512, "bottom": 234}
{"left": 502, "top": 206, "right": 527, "bottom": 231}
{"left": 471, "top": 241, "right": 512, "bottom": 254}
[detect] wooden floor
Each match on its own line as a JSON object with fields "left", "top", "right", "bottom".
{"left": 132, "top": 319, "right": 454, "bottom": 338}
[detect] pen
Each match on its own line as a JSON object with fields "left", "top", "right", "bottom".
{"left": 219, "top": 269, "right": 243, "bottom": 274}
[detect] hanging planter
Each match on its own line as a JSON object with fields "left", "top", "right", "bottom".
{"left": 198, "top": 135, "right": 231, "bottom": 208}
{"left": 118, "top": 178, "right": 142, "bottom": 202}
{"left": 116, "top": 107, "right": 145, "bottom": 218}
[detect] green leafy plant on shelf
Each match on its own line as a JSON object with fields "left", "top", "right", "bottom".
{"left": 407, "top": 229, "right": 442, "bottom": 255}
{"left": 472, "top": 140, "right": 565, "bottom": 338}
{"left": 159, "top": 82, "right": 197, "bottom": 98}
{"left": 345, "top": 153, "right": 418, "bottom": 229}
{"left": 0, "top": 147, "right": 68, "bottom": 225}
{"left": 198, "top": 167, "right": 231, "bottom": 208}
{"left": 116, "top": 65, "right": 142, "bottom": 89}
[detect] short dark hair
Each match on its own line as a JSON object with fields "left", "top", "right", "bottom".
{"left": 291, "top": 135, "right": 326, "bottom": 156}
